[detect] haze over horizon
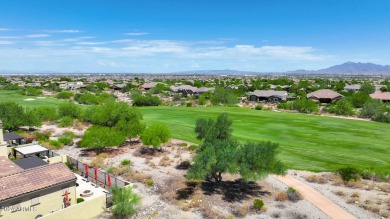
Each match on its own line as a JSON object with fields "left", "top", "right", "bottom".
{"left": 1, "top": 0, "right": 390, "bottom": 73}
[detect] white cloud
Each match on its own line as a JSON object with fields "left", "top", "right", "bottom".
{"left": 0, "top": 41, "right": 14, "bottom": 45}
{"left": 0, "top": 28, "right": 13, "bottom": 31}
{"left": 26, "top": 34, "right": 51, "bottom": 38}
{"left": 76, "top": 41, "right": 107, "bottom": 45}
{"left": 124, "top": 32, "right": 149, "bottom": 36}
{"left": 0, "top": 36, "right": 21, "bottom": 39}
{"left": 46, "top": 29, "right": 81, "bottom": 33}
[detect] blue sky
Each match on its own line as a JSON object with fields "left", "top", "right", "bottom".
{"left": 0, "top": 0, "right": 389, "bottom": 73}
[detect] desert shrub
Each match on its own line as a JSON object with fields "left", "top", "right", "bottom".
{"left": 179, "top": 142, "right": 188, "bottom": 147}
{"left": 90, "top": 157, "right": 106, "bottom": 168}
{"left": 59, "top": 116, "right": 74, "bottom": 127}
{"left": 333, "top": 190, "right": 345, "bottom": 196}
{"left": 56, "top": 91, "right": 74, "bottom": 99}
{"left": 253, "top": 198, "right": 264, "bottom": 210}
{"left": 120, "top": 159, "right": 132, "bottom": 166}
{"left": 106, "top": 166, "right": 117, "bottom": 173}
{"left": 49, "top": 140, "right": 62, "bottom": 149}
{"left": 337, "top": 167, "right": 361, "bottom": 182}
{"left": 58, "top": 136, "right": 73, "bottom": 145}
{"left": 35, "top": 132, "right": 51, "bottom": 141}
{"left": 186, "top": 102, "right": 192, "bottom": 107}
{"left": 176, "top": 160, "right": 191, "bottom": 170}
{"left": 351, "top": 191, "right": 360, "bottom": 198}
{"left": 145, "top": 179, "right": 154, "bottom": 187}
{"left": 188, "top": 145, "right": 199, "bottom": 151}
{"left": 275, "top": 191, "right": 288, "bottom": 202}
{"left": 111, "top": 166, "right": 132, "bottom": 176}
{"left": 159, "top": 155, "right": 171, "bottom": 166}
{"left": 111, "top": 186, "right": 141, "bottom": 218}
{"left": 255, "top": 104, "right": 263, "bottom": 110}
{"left": 287, "top": 187, "right": 303, "bottom": 202}
{"left": 76, "top": 198, "right": 84, "bottom": 204}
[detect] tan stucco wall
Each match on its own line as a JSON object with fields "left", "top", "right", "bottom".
{"left": 42, "top": 194, "right": 106, "bottom": 219}
{"left": 45, "top": 155, "right": 68, "bottom": 164}
{"left": 0, "top": 184, "right": 76, "bottom": 219}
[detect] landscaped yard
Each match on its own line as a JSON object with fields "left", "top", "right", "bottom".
{"left": 139, "top": 107, "right": 390, "bottom": 172}
{"left": 0, "top": 90, "right": 65, "bottom": 108}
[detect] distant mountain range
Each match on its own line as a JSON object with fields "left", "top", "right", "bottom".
{"left": 177, "top": 62, "right": 390, "bottom": 75}
{"left": 1, "top": 62, "right": 390, "bottom": 75}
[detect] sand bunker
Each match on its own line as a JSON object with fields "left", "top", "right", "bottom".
{"left": 24, "top": 98, "right": 35, "bottom": 101}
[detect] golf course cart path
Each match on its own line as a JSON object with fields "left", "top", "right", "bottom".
{"left": 274, "top": 175, "right": 357, "bottom": 219}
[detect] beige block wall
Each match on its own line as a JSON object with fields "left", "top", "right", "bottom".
{"left": 0, "top": 184, "right": 76, "bottom": 219}
{"left": 45, "top": 155, "right": 68, "bottom": 164}
{"left": 42, "top": 194, "right": 106, "bottom": 219}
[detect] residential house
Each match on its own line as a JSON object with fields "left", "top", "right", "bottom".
{"left": 0, "top": 159, "right": 77, "bottom": 219}
{"left": 249, "top": 90, "right": 288, "bottom": 102}
{"left": 140, "top": 82, "right": 158, "bottom": 91}
{"left": 370, "top": 92, "right": 390, "bottom": 102}
{"left": 307, "top": 89, "right": 343, "bottom": 103}
{"left": 344, "top": 84, "right": 361, "bottom": 92}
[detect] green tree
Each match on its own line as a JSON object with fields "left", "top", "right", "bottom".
{"left": 187, "top": 113, "right": 286, "bottom": 183}
{"left": 140, "top": 123, "right": 171, "bottom": 149}
{"left": 237, "top": 141, "right": 286, "bottom": 181}
{"left": 32, "top": 107, "right": 58, "bottom": 121}
{"left": 0, "top": 102, "right": 26, "bottom": 130}
{"left": 111, "top": 186, "right": 141, "bottom": 219}
{"left": 360, "top": 82, "right": 375, "bottom": 94}
{"left": 58, "top": 102, "right": 81, "bottom": 119}
{"left": 347, "top": 92, "right": 371, "bottom": 108}
{"left": 80, "top": 126, "right": 126, "bottom": 154}
{"left": 56, "top": 91, "right": 74, "bottom": 99}
{"left": 211, "top": 87, "right": 238, "bottom": 105}
{"left": 132, "top": 94, "right": 161, "bottom": 106}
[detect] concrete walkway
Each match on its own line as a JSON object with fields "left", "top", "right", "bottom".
{"left": 273, "top": 175, "right": 357, "bottom": 219}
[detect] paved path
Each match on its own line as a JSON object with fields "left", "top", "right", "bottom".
{"left": 273, "top": 175, "right": 357, "bottom": 219}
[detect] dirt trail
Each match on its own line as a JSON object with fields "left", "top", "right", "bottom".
{"left": 273, "top": 175, "right": 357, "bottom": 219}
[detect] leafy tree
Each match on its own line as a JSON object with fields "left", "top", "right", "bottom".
{"left": 19, "top": 87, "right": 42, "bottom": 96}
{"left": 211, "top": 87, "right": 238, "bottom": 106}
{"left": 80, "top": 126, "right": 126, "bottom": 154}
{"left": 58, "top": 102, "right": 81, "bottom": 119}
{"left": 0, "top": 102, "right": 26, "bottom": 130}
{"left": 83, "top": 102, "right": 145, "bottom": 138}
{"left": 327, "top": 99, "right": 355, "bottom": 116}
{"left": 111, "top": 186, "right": 141, "bottom": 219}
{"left": 347, "top": 92, "right": 371, "bottom": 108}
{"left": 198, "top": 93, "right": 207, "bottom": 105}
{"left": 187, "top": 113, "right": 286, "bottom": 183}
{"left": 24, "top": 109, "right": 42, "bottom": 128}
{"left": 360, "top": 82, "right": 375, "bottom": 94}
{"left": 32, "top": 107, "right": 58, "bottom": 121}
{"left": 140, "top": 123, "right": 171, "bottom": 149}
{"left": 236, "top": 141, "right": 286, "bottom": 181}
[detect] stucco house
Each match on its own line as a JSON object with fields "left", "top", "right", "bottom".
{"left": 307, "top": 89, "right": 343, "bottom": 103}
{"left": 0, "top": 159, "right": 77, "bottom": 219}
{"left": 249, "top": 90, "right": 288, "bottom": 102}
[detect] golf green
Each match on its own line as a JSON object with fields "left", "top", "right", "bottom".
{"left": 139, "top": 107, "right": 390, "bottom": 172}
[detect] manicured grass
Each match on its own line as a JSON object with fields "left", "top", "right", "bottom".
{"left": 1, "top": 90, "right": 388, "bottom": 172}
{"left": 139, "top": 107, "right": 390, "bottom": 172}
{"left": 0, "top": 90, "right": 65, "bottom": 108}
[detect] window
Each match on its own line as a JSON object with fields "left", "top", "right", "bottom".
{"left": 31, "top": 196, "right": 40, "bottom": 206}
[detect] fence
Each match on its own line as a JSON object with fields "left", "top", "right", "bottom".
{"left": 47, "top": 151, "right": 130, "bottom": 189}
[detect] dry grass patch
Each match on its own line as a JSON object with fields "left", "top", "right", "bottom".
{"left": 304, "top": 175, "right": 328, "bottom": 184}
{"left": 275, "top": 191, "right": 288, "bottom": 202}
{"left": 350, "top": 191, "right": 360, "bottom": 198}
{"left": 231, "top": 204, "right": 250, "bottom": 218}
{"left": 333, "top": 190, "right": 346, "bottom": 197}
{"left": 123, "top": 171, "right": 152, "bottom": 183}
{"left": 199, "top": 205, "right": 226, "bottom": 219}
{"left": 159, "top": 155, "right": 172, "bottom": 166}
{"left": 366, "top": 204, "right": 380, "bottom": 214}
{"left": 377, "top": 183, "right": 390, "bottom": 192}
{"left": 346, "top": 197, "right": 359, "bottom": 204}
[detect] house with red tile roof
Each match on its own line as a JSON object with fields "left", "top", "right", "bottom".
{"left": 307, "top": 89, "right": 343, "bottom": 103}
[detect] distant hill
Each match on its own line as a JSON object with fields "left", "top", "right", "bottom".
{"left": 316, "top": 62, "right": 390, "bottom": 74}
{"left": 174, "top": 69, "right": 264, "bottom": 75}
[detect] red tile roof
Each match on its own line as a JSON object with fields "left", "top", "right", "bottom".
{"left": 370, "top": 92, "right": 390, "bottom": 101}
{"left": 0, "top": 162, "right": 76, "bottom": 201}
{"left": 0, "top": 156, "right": 23, "bottom": 177}
{"left": 307, "top": 89, "right": 343, "bottom": 99}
